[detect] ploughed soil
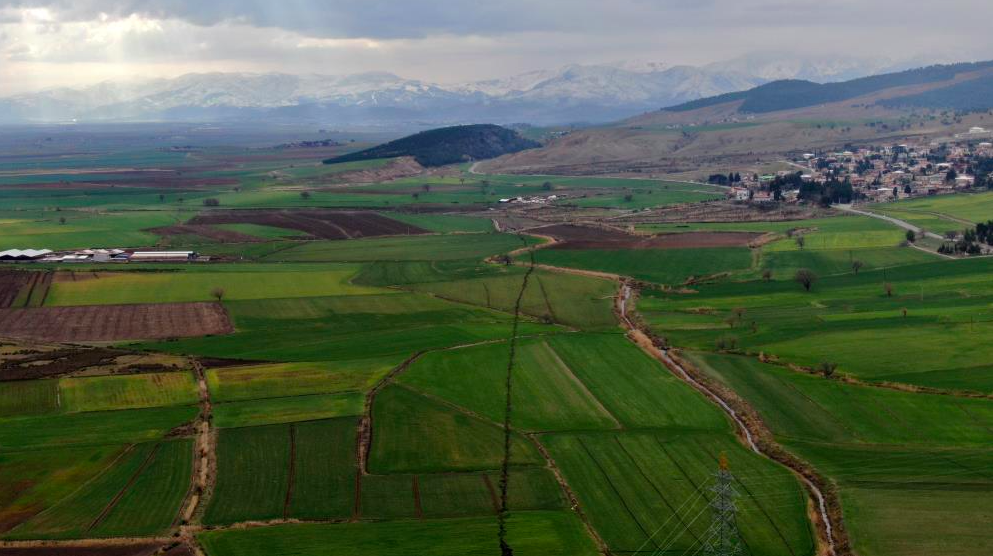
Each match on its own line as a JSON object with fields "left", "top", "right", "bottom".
{"left": 188, "top": 209, "right": 427, "bottom": 240}
{"left": 0, "top": 302, "right": 233, "bottom": 343}
{"left": 147, "top": 224, "right": 263, "bottom": 243}
{"left": 0, "top": 271, "right": 32, "bottom": 308}
{"left": 535, "top": 224, "right": 761, "bottom": 250}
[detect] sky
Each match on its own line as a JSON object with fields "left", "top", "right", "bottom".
{"left": 1, "top": 0, "right": 992, "bottom": 95}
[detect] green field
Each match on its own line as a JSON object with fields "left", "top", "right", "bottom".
{"left": 0, "top": 380, "right": 60, "bottom": 417}
{"left": 205, "top": 424, "right": 291, "bottom": 525}
{"left": 59, "top": 372, "right": 198, "bottom": 412}
{"left": 873, "top": 191, "right": 993, "bottom": 229}
{"left": 211, "top": 392, "right": 364, "bottom": 428}
{"left": 534, "top": 247, "right": 754, "bottom": 284}
{"left": 45, "top": 265, "right": 380, "bottom": 306}
{"left": 207, "top": 359, "right": 397, "bottom": 402}
{"left": 368, "top": 386, "right": 543, "bottom": 473}
{"left": 198, "top": 511, "right": 598, "bottom": 556}
{"left": 399, "top": 339, "right": 620, "bottom": 432}
{"left": 689, "top": 352, "right": 993, "bottom": 556}
{"left": 640, "top": 256, "right": 993, "bottom": 390}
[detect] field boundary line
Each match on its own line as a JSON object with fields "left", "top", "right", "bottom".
{"left": 528, "top": 436, "right": 612, "bottom": 555}
{"left": 283, "top": 423, "right": 297, "bottom": 519}
{"left": 412, "top": 476, "right": 424, "bottom": 519}
{"left": 543, "top": 341, "right": 623, "bottom": 429}
{"left": 87, "top": 443, "right": 162, "bottom": 533}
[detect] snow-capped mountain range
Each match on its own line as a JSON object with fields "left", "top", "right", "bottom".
{"left": 0, "top": 55, "right": 929, "bottom": 126}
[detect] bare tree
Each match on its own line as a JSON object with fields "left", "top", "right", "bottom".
{"left": 731, "top": 307, "right": 747, "bottom": 323}
{"left": 300, "top": 191, "right": 311, "bottom": 200}
{"left": 884, "top": 282, "right": 894, "bottom": 297}
{"left": 794, "top": 268, "right": 817, "bottom": 292}
{"left": 211, "top": 287, "right": 225, "bottom": 302}
{"left": 795, "top": 235, "right": 806, "bottom": 250}
{"left": 762, "top": 269, "right": 773, "bottom": 282}
{"left": 59, "top": 216, "right": 66, "bottom": 225}
{"left": 851, "top": 260, "right": 864, "bottom": 275}
{"left": 818, "top": 361, "right": 838, "bottom": 378}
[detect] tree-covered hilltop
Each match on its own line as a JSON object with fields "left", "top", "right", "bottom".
{"left": 324, "top": 124, "right": 540, "bottom": 167}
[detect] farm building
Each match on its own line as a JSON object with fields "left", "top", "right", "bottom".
{"left": 0, "top": 249, "right": 52, "bottom": 261}
{"left": 130, "top": 251, "right": 199, "bottom": 262}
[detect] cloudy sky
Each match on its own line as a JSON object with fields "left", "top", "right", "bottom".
{"left": 1, "top": 0, "right": 992, "bottom": 95}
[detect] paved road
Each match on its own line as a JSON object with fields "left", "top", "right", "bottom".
{"left": 834, "top": 204, "right": 945, "bottom": 240}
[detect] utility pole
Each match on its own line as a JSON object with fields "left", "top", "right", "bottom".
{"left": 705, "top": 454, "right": 743, "bottom": 556}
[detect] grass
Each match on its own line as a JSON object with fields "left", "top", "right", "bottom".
{"left": 545, "top": 334, "right": 728, "bottom": 430}
{"left": 205, "top": 424, "right": 291, "bottom": 525}
{"left": 534, "top": 247, "right": 754, "bottom": 284}
{"left": 0, "top": 210, "right": 178, "bottom": 251}
{"left": 286, "top": 418, "right": 357, "bottom": 520}
{"left": 211, "top": 392, "right": 364, "bottom": 428}
{"left": 368, "top": 386, "right": 543, "bottom": 474}
{"left": 0, "top": 406, "right": 198, "bottom": 450}
{"left": 543, "top": 431, "right": 813, "bottom": 555}
{"left": 872, "top": 190, "right": 993, "bottom": 226}
{"left": 7, "top": 443, "right": 158, "bottom": 539}
{"left": 90, "top": 439, "right": 193, "bottom": 537}
{"left": 59, "top": 372, "right": 198, "bottom": 412}
{"left": 265, "top": 233, "right": 536, "bottom": 262}
{"left": 359, "top": 474, "right": 417, "bottom": 519}
{"left": 0, "top": 444, "right": 126, "bottom": 536}
{"left": 0, "top": 380, "right": 60, "bottom": 417}
{"left": 198, "top": 511, "right": 599, "bottom": 556}
{"left": 641, "top": 256, "right": 993, "bottom": 390}
{"left": 384, "top": 212, "right": 495, "bottom": 233}
{"left": 141, "top": 293, "right": 555, "bottom": 362}
{"left": 399, "top": 339, "right": 620, "bottom": 432}
{"left": 409, "top": 269, "right": 618, "bottom": 330}
{"left": 689, "top": 352, "right": 993, "bottom": 556}
{"left": 45, "top": 265, "right": 380, "bottom": 306}
{"left": 213, "top": 223, "right": 308, "bottom": 239}
{"left": 206, "top": 359, "right": 398, "bottom": 402}
{"left": 416, "top": 474, "right": 495, "bottom": 518}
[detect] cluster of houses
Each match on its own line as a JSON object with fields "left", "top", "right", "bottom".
{"left": 498, "top": 194, "right": 564, "bottom": 205}
{"left": 725, "top": 126, "right": 993, "bottom": 205}
{"left": 0, "top": 249, "right": 203, "bottom": 264}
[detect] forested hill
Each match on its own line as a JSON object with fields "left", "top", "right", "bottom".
{"left": 665, "top": 60, "right": 993, "bottom": 114}
{"left": 324, "top": 124, "right": 540, "bottom": 167}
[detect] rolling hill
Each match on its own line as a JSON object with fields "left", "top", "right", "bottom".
{"left": 480, "top": 60, "right": 993, "bottom": 177}
{"left": 323, "top": 124, "right": 540, "bottom": 167}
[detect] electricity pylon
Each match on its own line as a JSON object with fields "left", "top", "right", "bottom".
{"left": 705, "top": 453, "right": 743, "bottom": 556}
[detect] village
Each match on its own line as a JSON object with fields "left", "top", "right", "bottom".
{"left": 722, "top": 126, "right": 993, "bottom": 205}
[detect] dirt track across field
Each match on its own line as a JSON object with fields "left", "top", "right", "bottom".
{"left": 0, "top": 302, "right": 233, "bottom": 342}
{"left": 189, "top": 210, "right": 427, "bottom": 240}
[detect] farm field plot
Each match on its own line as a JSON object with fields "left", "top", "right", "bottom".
{"left": 872, "top": 190, "right": 993, "bottom": 227}
{"left": 368, "top": 386, "right": 543, "bottom": 474}
{"left": 546, "top": 334, "right": 728, "bottom": 430}
{"left": 142, "top": 291, "right": 554, "bottom": 362}
{"left": 0, "top": 302, "right": 232, "bottom": 342}
{"left": 398, "top": 339, "right": 620, "bottom": 432}
{"left": 286, "top": 418, "right": 357, "bottom": 520}
{"left": 534, "top": 247, "right": 754, "bottom": 284}
{"left": 44, "top": 266, "right": 379, "bottom": 306}
{"left": 353, "top": 259, "right": 510, "bottom": 287}
{"left": 198, "top": 511, "right": 598, "bottom": 556}
{"left": 0, "top": 444, "right": 126, "bottom": 535}
{"left": 211, "top": 392, "right": 364, "bottom": 428}
{"left": 8, "top": 439, "right": 191, "bottom": 540}
{"left": 0, "top": 405, "right": 198, "bottom": 450}
{"left": 689, "top": 352, "right": 993, "bottom": 556}
{"left": 408, "top": 269, "right": 618, "bottom": 330}
{"left": 59, "top": 372, "right": 198, "bottom": 412}
{"left": 265, "top": 233, "right": 536, "bottom": 262}
{"left": 0, "top": 210, "right": 178, "bottom": 251}
{"left": 0, "top": 270, "right": 32, "bottom": 308}
{"left": 205, "top": 424, "right": 291, "bottom": 525}
{"left": 641, "top": 256, "right": 993, "bottom": 390}
{"left": 206, "top": 358, "right": 398, "bottom": 402}
{"left": 0, "top": 380, "right": 60, "bottom": 417}
{"left": 384, "top": 212, "right": 495, "bottom": 233}
{"left": 544, "top": 432, "right": 813, "bottom": 556}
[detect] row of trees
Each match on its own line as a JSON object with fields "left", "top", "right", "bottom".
{"left": 707, "top": 172, "right": 742, "bottom": 186}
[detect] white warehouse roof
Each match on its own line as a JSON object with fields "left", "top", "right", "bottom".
{"left": 0, "top": 249, "right": 53, "bottom": 259}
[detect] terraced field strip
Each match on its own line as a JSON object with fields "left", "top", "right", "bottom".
{"left": 86, "top": 443, "right": 162, "bottom": 532}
